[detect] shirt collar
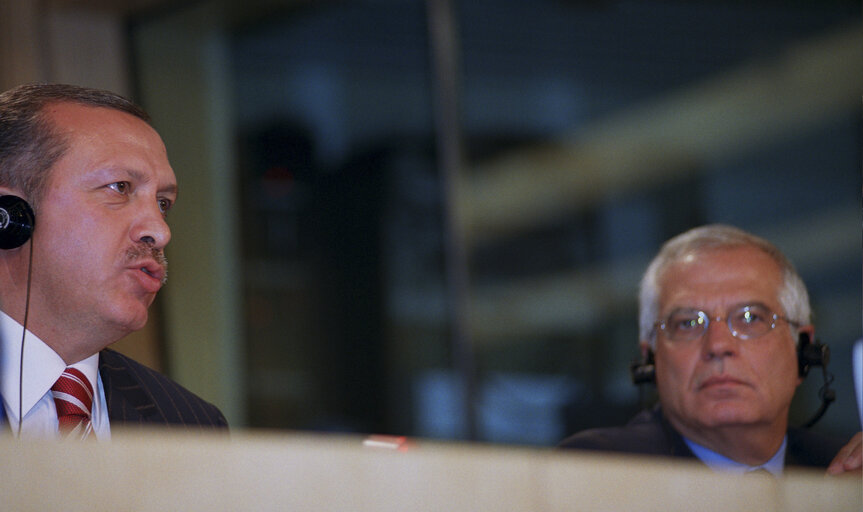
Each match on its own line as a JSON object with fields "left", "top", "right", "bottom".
{"left": 0, "top": 310, "right": 100, "bottom": 424}
{"left": 683, "top": 435, "right": 787, "bottom": 476}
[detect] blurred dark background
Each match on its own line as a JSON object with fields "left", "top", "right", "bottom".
{"left": 217, "top": 0, "right": 862, "bottom": 444}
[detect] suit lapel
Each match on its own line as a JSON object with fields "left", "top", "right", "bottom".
{"left": 654, "top": 406, "right": 698, "bottom": 459}
{"left": 98, "top": 349, "right": 158, "bottom": 423}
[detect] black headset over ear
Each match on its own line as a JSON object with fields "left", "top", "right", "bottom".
{"left": 0, "top": 195, "right": 35, "bottom": 249}
{"left": 797, "top": 332, "right": 829, "bottom": 377}
{"left": 629, "top": 332, "right": 835, "bottom": 427}
{"left": 630, "top": 349, "right": 655, "bottom": 385}
{"left": 797, "top": 332, "right": 835, "bottom": 427}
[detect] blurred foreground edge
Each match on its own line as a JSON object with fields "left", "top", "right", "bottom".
{"left": 1, "top": 428, "right": 859, "bottom": 512}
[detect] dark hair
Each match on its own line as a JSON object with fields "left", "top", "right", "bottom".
{"left": 0, "top": 82, "right": 152, "bottom": 207}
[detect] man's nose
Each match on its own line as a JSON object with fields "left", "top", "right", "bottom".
{"left": 701, "top": 316, "right": 740, "bottom": 359}
{"left": 131, "top": 204, "right": 171, "bottom": 249}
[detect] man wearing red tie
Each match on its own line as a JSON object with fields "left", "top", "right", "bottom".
{"left": 0, "top": 83, "right": 227, "bottom": 439}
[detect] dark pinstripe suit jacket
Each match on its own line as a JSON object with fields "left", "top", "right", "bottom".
{"left": 99, "top": 348, "right": 228, "bottom": 429}
{"left": 558, "top": 405, "right": 843, "bottom": 469}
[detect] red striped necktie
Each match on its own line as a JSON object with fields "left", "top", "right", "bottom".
{"left": 51, "top": 367, "right": 94, "bottom": 439}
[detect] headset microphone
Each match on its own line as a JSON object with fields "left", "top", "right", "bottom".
{"left": 0, "top": 195, "right": 35, "bottom": 249}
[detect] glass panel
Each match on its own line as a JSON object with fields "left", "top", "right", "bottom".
{"left": 131, "top": 0, "right": 862, "bottom": 444}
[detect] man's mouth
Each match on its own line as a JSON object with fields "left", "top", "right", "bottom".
{"left": 126, "top": 244, "right": 169, "bottom": 286}
{"left": 139, "top": 263, "right": 167, "bottom": 285}
{"left": 698, "top": 375, "right": 747, "bottom": 390}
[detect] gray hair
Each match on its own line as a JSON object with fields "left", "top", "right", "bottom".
{"left": 0, "top": 82, "right": 151, "bottom": 209}
{"left": 639, "top": 224, "right": 811, "bottom": 348}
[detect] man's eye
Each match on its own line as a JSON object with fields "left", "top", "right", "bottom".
{"left": 108, "top": 182, "right": 130, "bottom": 194}
{"left": 740, "top": 311, "right": 765, "bottom": 324}
{"left": 158, "top": 198, "right": 172, "bottom": 214}
{"left": 676, "top": 318, "right": 700, "bottom": 330}
{"left": 669, "top": 314, "right": 701, "bottom": 331}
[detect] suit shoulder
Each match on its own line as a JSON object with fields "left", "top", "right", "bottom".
{"left": 99, "top": 348, "right": 229, "bottom": 428}
{"left": 786, "top": 427, "right": 847, "bottom": 468}
{"left": 558, "top": 408, "right": 672, "bottom": 455}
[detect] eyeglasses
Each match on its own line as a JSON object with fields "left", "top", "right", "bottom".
{"left": 655, "top": 304, "right": 798, "bottom": 343}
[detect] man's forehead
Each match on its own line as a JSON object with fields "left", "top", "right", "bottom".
{"left": 669, "top": 245, "right": 781, "bottom": 271}
{"left": 44, "top": 101, "right": 157, "bottom": 144}
{"left": 659, "top": 246, "right": 784, "bottom": 308}
{"left": 43, "top": 102, "right": 172, "bottom": 169}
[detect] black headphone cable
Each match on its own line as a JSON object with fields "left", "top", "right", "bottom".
{"left": 16, "top": 237, "right": 34, "bottom": 438}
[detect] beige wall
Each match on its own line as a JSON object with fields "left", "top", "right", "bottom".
{"left": 132, "top": 3, "right": 245, "bottom": 426}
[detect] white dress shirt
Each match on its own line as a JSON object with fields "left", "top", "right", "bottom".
{"left": 0, "top": 310, "right": 111, "bottom": 440}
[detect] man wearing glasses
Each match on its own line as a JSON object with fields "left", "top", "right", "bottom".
{"left": 559, "top": 224, "right": 861, "bottom": 476}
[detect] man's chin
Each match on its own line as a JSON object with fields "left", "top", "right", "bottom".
{"left": 105, "top": 306, "right": 150, "bottom": 337}
{"left": 697, "top": 403, "right": 761, "bottom": 427}
{"left": 125, "top": 310, "right": 150, "bottom": 332}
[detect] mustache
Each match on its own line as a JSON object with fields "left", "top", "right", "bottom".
{"left": 125, "top": 243, "right": 168, "bottom": 286}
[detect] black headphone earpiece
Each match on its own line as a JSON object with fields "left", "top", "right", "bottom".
{"left": 796, "top": 332, "right": 835, "bottom": 428}
{"left": 797, "top": 331, "right": 829, "bottom": 377}
{"left": 0, "top": 195, "right": 35, "bottom": 249}
{"left": 630, "top": 349, "right": 656, "bottom": 385}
